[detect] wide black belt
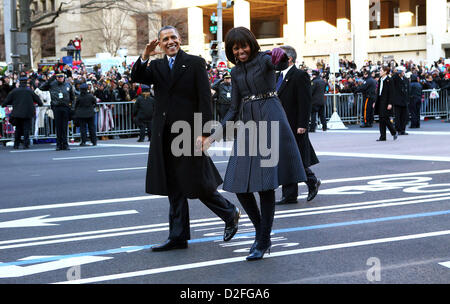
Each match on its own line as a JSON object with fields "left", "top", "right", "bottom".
{"left": 242, "top": 91, "right": 277, "bottom": 103}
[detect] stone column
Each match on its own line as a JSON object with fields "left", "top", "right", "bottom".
{"left": 426, "top": 0, "right": 447, "bottom": 64}
{"left": 286, "top": 0, "right": 305, "bottom": 64}
{"left": 233, "top": 0, "right": 250, "bottom": 29}
{"left": 350, "top": 0, "right": 369, "bottom": 69}
{"left": 187, "top": 6, "right": 205, "bottom": 57}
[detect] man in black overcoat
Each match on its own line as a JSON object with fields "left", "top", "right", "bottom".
{"left": 375, "top": 66, "right": 398, "bottom": 141}
{"left": 275, "top": 46, "right": 321, "bottom": 204}
{"left": 2, "top": 77, "right": 43, "bottom": 149}
{"left": 391, "top": 68, "right": 410, "bottom": 135}
{"left": 131, "top": 26, "right": 240, "bottom": 251}
{"left": 309, "top": 70, "right": 327, "bottom": 132}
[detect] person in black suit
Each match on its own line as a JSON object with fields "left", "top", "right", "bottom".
{"left": 275, "top": 45, "right": 321, "bottom": 204}
{"left": 375, "top": 66, "right": 398, "bottom": 141}
{"left": 2, "top": 77, "right": 43, "bottom": 149}
{"left": 131, "top": 26, "right": 240, "bottom": 252}
{"left": 73, "top": 83, "right": 97, "bottom": 146}
{"left": 309, "top": 70, "right": 327, "bottom": 132}
{"left": 391, "top": 68, "right": 410, "bottom": 135}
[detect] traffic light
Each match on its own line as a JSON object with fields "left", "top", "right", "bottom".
{"left": 226, "top": 0, "right": 234, "bottom": 8}
{"left": 210, "top": 40, "right": 219, "bottom": 59}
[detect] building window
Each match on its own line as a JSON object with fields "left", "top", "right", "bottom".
{"left": 41, "top": 0, "right": 47, "bottom": 12}
{"left": 40, "top": 27, "right": 56, "bottom": 57}
{"left": 33, "top": 1, "right": 38, "bottom": 13}
{"left": 134, "top": 15, "right": 149, "bottom": 53}
{"left": 51, "top": 0, "right": 56, "bottom": 11}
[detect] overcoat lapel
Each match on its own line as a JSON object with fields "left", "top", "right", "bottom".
{"left": 169, "top": 50, "right": 189, "bottom": 89}
{"left": 277, "top": 66, "right": 296, "bottom": 96}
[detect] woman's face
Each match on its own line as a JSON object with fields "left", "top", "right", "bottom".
{"left": 232, "top": 43, "right": 251, "bottom": 63}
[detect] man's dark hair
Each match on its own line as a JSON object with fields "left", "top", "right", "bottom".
{"left": 158, "top": 25, "right": 180, "bottom": 40}
{"left": 224, "top": 27, "right": 260, "bottom": 65}
{"left": 280, "top": 45, "right": 297, "bottom": 63}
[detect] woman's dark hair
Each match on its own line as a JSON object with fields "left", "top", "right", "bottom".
{"left": 224, "top": 27, "right": 260, "bottom": 65}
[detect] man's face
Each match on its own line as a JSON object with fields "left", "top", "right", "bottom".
{"left": 159, "top": 29, "right": 181, "bottom": 57}
{"left": 224, "top": 78, "right": 231, "bottom": 84}
{"left": 57, "top": 75, "right": 65, "bottom": 83}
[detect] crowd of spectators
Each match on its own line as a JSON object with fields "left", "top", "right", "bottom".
{"left": 304, "top": 57, "right": 450, "bottom": 94}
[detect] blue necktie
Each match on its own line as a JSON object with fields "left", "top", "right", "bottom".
{"left": 276, "top": 72, "right": 283, "bottom": 91}
{"left": 168, "top": 57, "right": 175, "bottom": 70}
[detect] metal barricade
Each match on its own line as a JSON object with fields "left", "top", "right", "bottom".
{"left": 421, "top": 89, "right": 448, "bottom": 118}
{"left": 1, "top": 101, "right": 141, "bottom": 145}
{"left": 324, "top": 93, "right": 363, "bottom": 124}
{"left": 69, "top": 101, "right": 139, "bottom": 139}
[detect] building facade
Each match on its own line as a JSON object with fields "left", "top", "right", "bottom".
{"left": 2, "top": 0, "right": 450, "bottom": 69}
{"left": 164, "top": 0, "right": 450, "bottom": 69}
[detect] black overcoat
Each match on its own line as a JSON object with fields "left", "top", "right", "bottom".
{"left": 391, "top": 74, "right": 409, "bottom": 107}
{"left": 131, "top": 50, "right": 222, "bottom": 199}
{"left": 277, "top": 66, "right": 319, "bottom": 168}
{"left": 74, "top": 93, "right": 96, "bottom": 118}
{"left": 375, "top": 76, "right": 394, "bottom": 116}
{"left": 2, "top": 86, "right": 43, "bottom": 118}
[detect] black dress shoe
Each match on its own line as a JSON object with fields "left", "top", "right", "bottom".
{"left": 393, "top": 133, "right": 398, "bottom": 140}
{"left": 246, "top": 241, "right": 271, "bottom": 261}
{"left": 399, "top": 132, "right": 408, "bottom": 135}
{"left": 151, "top": 239, "right": 188, "bottom": 252}
{"left": 79, "top": 142, "right": 87, "bottom": 146}
{"left": 224, "top": 207, "right": 240, "bottom": 242}
{"left": 56, "top": 146, "right": 62, "bottom": 151}
{"left": 307, "top": 179, "right": 321, "bottom": 202}
{"left": 275, "top": 197, "right": 298, "bottom": 205}
{"left": 376, "top": 138, "right": 386, "bottom": 142}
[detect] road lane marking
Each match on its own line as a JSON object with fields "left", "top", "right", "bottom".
{"left": 54, "top": 229, "right": 450, "bottom": 284}
{"left": 1, "top": 193, "right": 449, "bottom": 249}
{"left": 0, "top": 210, "right": 139, "bottom": 228}
{"left": 317, "top": 152, "right": 450, "bottom": 162}
{"left": 97, "top": 161, "right": 229, "bottom": 172}
{"left": 2, "top": 169, "right": 448, "bottom": 215}
{"left": 53, "top": 152, "right": 148, "bottom": 160}
{"left": 322, "top": 130, "right": 450, "bottom": 136}
{"left": 439, "top": 261, "right": 450, "bottom": 269}
{"left": 2, "top": 208, "right": 449, "bottom": 267}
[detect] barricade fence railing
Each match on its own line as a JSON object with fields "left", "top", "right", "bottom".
{"left": 1, "top": 92, "right": 449, "bottom": 143}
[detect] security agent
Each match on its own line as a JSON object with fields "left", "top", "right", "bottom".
{"left": 356, "top": 70, "right": 377, "bottom": 128}
{"left": 39, "top": 73, "right": 75, "bottom": 150}
{"left": 2, "top": 77, "right": 43, "bottom": 149}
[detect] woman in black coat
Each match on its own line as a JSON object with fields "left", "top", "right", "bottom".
{"left": 203, "top": 27, "right": 306, "bottom": 260}
{"left": 133, "top": 85, "right": 154, "bottom": 142}
{"left": 374, "top": 66, "right": 398, "bottom": 141}
{"left": 74, "top": 83, "right": 97, "bottom": 146}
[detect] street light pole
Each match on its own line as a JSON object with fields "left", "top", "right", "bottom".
{"left": 217, "top": 0, "right": 226, "bottom": 62}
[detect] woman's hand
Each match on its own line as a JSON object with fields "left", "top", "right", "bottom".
{"left": 268, "top": 47, "right": 286, "bottom": 66}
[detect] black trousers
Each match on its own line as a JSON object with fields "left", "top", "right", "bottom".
{"left": 362, "top": 97, "right": 375, "bottom": 125}
{"left": 53, "top": 106, "right": 70, "bottom": 148}
{"left": 163, "top": 129, "right": 236, "bottom": 241}
{"left": 378, "top": 113, "right": 396, "bottom": 139}
{"left": 394, "top": 105, "right": 409, "bottom": 133}
{"left": 236, "top": 190, "right": 275, "bottom": 246}
{"left": 14, "top": 117, "right": 32, "bottom": 148}
{"left": 310, "top": 105, "right": 327, "bottom": 130}
{"left": 409, "top": 99, "right": 421, "bottom": 128}
{"left": 78, "top": 117, "right": 97, "bottom": 144}
{"left": 216, "top": 103, "right": 231, "bottom": 122}
{"left": 281, "top": 167, "right": 317, "bottom": 200}
{"left": 138, "top": 120, "right": 152, "bottom": 141}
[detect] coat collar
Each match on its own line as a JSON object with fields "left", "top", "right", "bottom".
{"left": 277, "top": 64, "right": 297, "bottom": 95}
{"left": 160, "top": 50, "right": 189, "bottom": 88}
